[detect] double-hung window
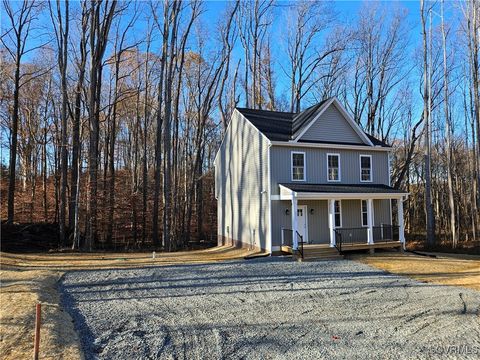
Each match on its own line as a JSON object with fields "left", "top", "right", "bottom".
{"left": 334, "top": 200, "right": 342, "bottom": 228}
{"left": 327, "top": 154, "right": 340, "bottom": 181}
{"left": 291, "top": 152, "right": 305, "bottom": 181}
{"left": 361, "top": 200, "right": 368, "bottom": 227}
{"left": 360, "top": 155, "right": 372, "bottom": 182}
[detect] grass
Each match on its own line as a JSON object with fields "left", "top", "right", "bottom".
{"left": 350, "top": 251, "right": 480, "bottom": 291}
{"left": 0, "top": 246, "right": 254, "bottom": 360}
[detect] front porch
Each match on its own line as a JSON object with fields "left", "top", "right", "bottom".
{"left": 281, "top": 227, "right": 402, "bottom": 259}
{"left": 280, "top": 240, "right": 402, "bottom": 260}
{"left": 276, "top": 183, "right": 408, "bottom": 260}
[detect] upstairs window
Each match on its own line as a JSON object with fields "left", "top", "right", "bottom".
{"left": 291, "top": 152, "right": 305, "bottom": 181}
{"left": 360, "top": 155, "right": 372, "bottom": 182}
{"left": 361, "top": 200, "right": 368, "bottom": 226}
{"left": 334, "top": 200, "right": 342, "bottom": 228}
{"left": 327, "top": 154, "right": 340, "bottom": 181}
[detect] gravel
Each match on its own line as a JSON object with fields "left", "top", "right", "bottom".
{"left": 60, "top": 257, "right": 480, "bottom": 360}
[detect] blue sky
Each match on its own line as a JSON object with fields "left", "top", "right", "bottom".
{"left": 0, "top": 0, "right": 468, "bottom": 166}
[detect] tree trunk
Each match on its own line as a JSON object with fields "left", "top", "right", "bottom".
{"left": 441, "top": 0, "right": 457, "bottom": 248}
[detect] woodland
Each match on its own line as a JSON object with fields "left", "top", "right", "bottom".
{"left": 1, "top": 0, "right": 479, "bottom": 252}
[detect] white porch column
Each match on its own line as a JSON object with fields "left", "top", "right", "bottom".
{"left": 328, "top": 199, "right": 336, "bottom": 247}
{"left": 397, "top": 197, "right": 405, "bottom": 249}
{"left": 291, "top": 193, "right": 298, "bottom": 250}
{"left": 367, "top": 198, "right": 374, "bottom": 244}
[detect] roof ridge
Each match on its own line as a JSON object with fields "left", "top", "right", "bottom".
{"left": 236, "top": 107, "right": 296, "bottom": 115}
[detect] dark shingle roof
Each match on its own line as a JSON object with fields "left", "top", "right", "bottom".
{"left": 235, "top": 108, "right": 294, "bottom": 141}
{"left": 236, "top": 99, "right": 390, "bottom": 147}
{"left": 279, "top": 183, "right": 406, "bottom": 194}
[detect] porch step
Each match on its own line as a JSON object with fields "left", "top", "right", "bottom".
{"left": 296, "top": 247, "right": 344, "bottom": 261}
{"left": 297, "top": 254, "right": 344, "bottom": 261}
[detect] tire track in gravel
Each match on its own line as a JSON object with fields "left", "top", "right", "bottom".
{"left": 61, "top": 258, "right": 480, "bottom": 360}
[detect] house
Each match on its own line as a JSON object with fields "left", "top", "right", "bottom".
{"left": 214, "top": 97, "right": 408, "bottom": 257}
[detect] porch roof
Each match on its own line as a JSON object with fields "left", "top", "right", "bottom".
{"left": 278, "top": 183, "right": 408, "bottom": 200}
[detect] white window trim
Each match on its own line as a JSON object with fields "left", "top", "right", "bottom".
{"left": 361, "top": 200, "right": 368, "bottom": 227}
{"left": 359, "top": 154, "right": 373, "bottom": 182}
{"left": 291, "top": 151, "right": 306, "bottom": 182}
{"left": 327, "top": 153, "right": 341, "bottom": 182}
{"left": 334, "top": 200, "right": 342, "bottom": 228}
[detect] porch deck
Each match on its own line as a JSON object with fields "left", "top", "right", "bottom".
{"left": 281, "top": 241, "right": 402, "bottom": 261}
{"left": 282, "top": 241, "right": 402, "bottom": 253}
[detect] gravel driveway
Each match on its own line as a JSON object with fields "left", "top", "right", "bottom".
{"left": 61, "top": 257, "right": 480, "bottom": 360}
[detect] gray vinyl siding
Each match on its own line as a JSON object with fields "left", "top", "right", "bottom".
{"left": 215, "top": 111, "right": 270, "bottom": 251}
{"left": 341, "top": 200, "right": 362, "bottom": 228}
{"left": 374, "top": 199, "right": 392, "bottom": 226}
{"left": 271, "top": 199, "right": 392, "bottom": 247}
{"left": 342, "top": 199, "right": 391, "bottom": 227}
{"left": 271, "top": 200, "right": 291, "bottom": 247}
{"left": 301, "top": 200, "right": 329, "bottom": 244}
{"left": 270, "top": 146, "right": 389, "bottom": 195}
{"left": 300, "top": 103, "right": 364, "bottom": 143}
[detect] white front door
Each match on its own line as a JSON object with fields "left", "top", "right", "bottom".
{"left": 296, "top": 205, "right": 308, "bottom": 244}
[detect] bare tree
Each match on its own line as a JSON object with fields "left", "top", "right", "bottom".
{"left": 85, "top": 0, "right": 118, "bottom": 250}
{"left": 285, "top": 0, "right": 343, "bottom": 112}
{"left": 70, "top": 2, "right": 89, "bottom": 248}
{"left": 218, "top": 0, "right": 240, "bottom": 128}
{"left": 49, "top": 0, "right": 69, "bottom": 246}
{"left": 1, "top": 0, "right": 41, "bottom": 223}
{"left": 237, "top": 0, "right": 273, "bottom": 109}
{"left": 440, "top": 0, "right": 457, "bottom": 247}
{"left": 420, "top": 0, "right": 435, "bottom": 246}
{"left": 152, "top": 0, "right": 170, "bottom": 247}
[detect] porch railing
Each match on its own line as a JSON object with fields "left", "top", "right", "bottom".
{"left": 334, "top": 225, "right": 399, "bottom": 252}
{"left": 281, "top": 228, "right": 304, "bottom": 259}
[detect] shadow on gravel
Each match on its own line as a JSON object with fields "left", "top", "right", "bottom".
{"left": 60, "top": 258, "right": 480, "bottom": 360}
{"left": 59, "top": 276, "right": 98, "bottom": 356}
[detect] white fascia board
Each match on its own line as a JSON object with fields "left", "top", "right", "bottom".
{"left": 279, "top": 184, "right": 295, "bottom": 200}
{"left": 295, "top": 192, "right": 408, "bottom": 200}
{"left": 271, "top": 141, "right": 391, "bottom": 152}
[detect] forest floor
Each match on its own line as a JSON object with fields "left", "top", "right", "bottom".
{"left": 0, "top": 246, "right": 254, "bottom": 360}
{"left": 349, "top": 251, "right": 480, "bottom": 291}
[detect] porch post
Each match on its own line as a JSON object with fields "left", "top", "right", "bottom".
{"left": 397, "top": 197, "right": 405, "bottom": 249}
{"left": 328, "top": 199, "right": 335, "bottom": 247}
{"left": 291, "top": 193, "right": 298, "bottom": 250}
{"left": 367, "top": 198, "right": 374, "bottom": 244}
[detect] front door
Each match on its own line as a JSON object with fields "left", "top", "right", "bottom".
{"left": 296, "top": 205, "right": 308, "bottom": 244}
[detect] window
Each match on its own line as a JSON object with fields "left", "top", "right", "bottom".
{"left": 334, "top": 200, "right": 342, "bottom": 228}
{"left": 291, "top": 152, "right": 305, "bottom": 181}
{"left": 361, "top": 200, "right": 368, "bottom": 227}
{"left": 327, "top": 154, "right": 340, "bottom": 181}
{"left": 360, "top": 155, "right": 372, "bottom": 182}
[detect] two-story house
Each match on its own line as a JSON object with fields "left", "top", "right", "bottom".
{"left": 214, "top": 97, "right": 408, "bottom": 258}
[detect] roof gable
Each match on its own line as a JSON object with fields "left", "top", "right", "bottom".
{"left": 294, "top": 98, "right": 372, "bottom": 146}
{"left": 297, "top": 102, "right": 365, "bottom": 144}
{"left": 235, "top": 97, "right": 387, "bottom": 148}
